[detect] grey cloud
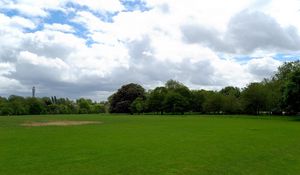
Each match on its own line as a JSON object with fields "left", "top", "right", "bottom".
{"left": 180, "top": 59, "right": 218, "bottom": 86}
{"left": 9, "top": 63, "right": 62, "bottom": 87}
{"left": 247, "top": 65, "right": 276, "bottom": 79}
{"left": 159, "top": 3, "right": 170, "bottom": 13}
{"left": 226, "top": 10, "right": 300, "bottom": 53}
{"left": 3, "top": 27, "right": 247, "bottom": 101}
{"left": 0, "top": 30, "right": 22, "bottom": 62}
{"left": 181, "top": 10, "right": 300, "bottom": 54}
{"left": 21, "top": 33, "right": 76, "bottom": 59}
{"left": 127, "top": 35, "right": 153, "bottom": 60}
{"left": 0, "top": 29, "right": 77, "bottom": 62}
{"left": 0, "top": 48, "right": 19, "bottom": 62}
{"left": 5, "top": 34, "right": 221, "bottom": 100}
{"left": 103, "top": 59, "right": 219, "bottom": 90}
{"left": 1, "top": 58, "right": 71, "bottom": 91}
{"left": 245, "top": 57, "right": 281, "bottom": 80}
{"left": 125, "top": 36, "right": 219, "bottom": 85}
{"left": 181, "top": 25, "right": 233, "bottom": 52}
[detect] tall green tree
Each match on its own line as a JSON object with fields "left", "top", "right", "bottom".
{"left": 165, "top": 80, "right": 191, "bottom": 112}
{"left": 241, "top": 83, "right": 268, "bottom": 115}
{"left": 282, "top": 68, "right": 300, "bottom": 113}
{"left": 275, "top": 60, "right": 300, "bottom": 82}
{"left": 163, "top": 91, "right": 189, "bottom": 114}
{"left": 202, "top": 91, "right": 223, "bottom": 114}
{"left": 147, "top": 87, "right": 167, "bottom": 114}
{"left": 27, "top": 97, "right": 45, "bottom": 115}
{"left": 220, "top": 86, "right": 241, "bottom": 98}
{"left": 130, "top": 97, "right": 146, "bottom": 114}
{"left": 190, "top": 90, "right": 205, "bottom": 112}
{"left": 220, "top": 87, "right": 242, "bottom": 114}
{"left": 0, "top": 97, "right": 12, "bottom": 115}
{"left": 262, "top": 79, "right": 282, "bottom": 114}
{"left": 92, "top": 104, "right": 106, "bottom": 113}
{"left": 109, "top": 83, "right": 145, "bottom": 113}
{"left": 77, "top": 98, "right": 92, "bottom": 114}
{"left": 8, "top": 95, "right": 28, "bottom": 115}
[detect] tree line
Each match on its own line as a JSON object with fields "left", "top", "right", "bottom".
{"left": 0, "top": 96, "right": 107, "bottom": 115}
{"left": 0, "top": 61, "right": 299, "bottom": 116}
{"left": 109, "top": 61, "right": 299, "bottom": 115}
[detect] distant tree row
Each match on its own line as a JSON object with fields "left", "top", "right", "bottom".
{"left": 109, "top": 61, "right": 300, "bottom": 115}
{"left": 0, "top": 96, "right": 107, "bottom": 115}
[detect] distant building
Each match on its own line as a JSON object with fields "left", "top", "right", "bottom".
{"left": 32, "top": 86, "right": 35, "bottom": 97}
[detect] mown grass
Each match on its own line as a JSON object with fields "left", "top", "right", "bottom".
{"left": 0, "top": 114, "right": 300, "bottom": 175}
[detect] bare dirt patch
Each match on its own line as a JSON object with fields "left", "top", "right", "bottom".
{"left": 21, "top": 121, "right": 102, "bottom": 127}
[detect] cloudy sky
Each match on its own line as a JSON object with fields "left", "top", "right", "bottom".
{"left": 0, "top": 0, "right": 300, "bottom": 101}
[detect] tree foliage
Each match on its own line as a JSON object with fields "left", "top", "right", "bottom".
{"left": 109, "top": 83, "right": 145, "bottom": 113}
{"left": 147, "top": 87, "right": 167, "bottom": 114}
{"left": 282, "top": 67, "right": 300, "bottom": 113}
{"left": 108, "top": 61, "right": 299, "bottom": 115}
{"left": 241, "top": 83, "right": 268, "bottom": 115}
{"left": 0, "top": 96, "right": 106, "bottom": 115}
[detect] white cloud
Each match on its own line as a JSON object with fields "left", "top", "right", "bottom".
{"left": 181, "top": 10, "right": 300, "bottom": 54}
{"left": 0, "top": 61, "right": 23, "bottom": 94}
{"left": 4, "top": 4, "right": 48, "bottom": 17}
{"left": 21, "top": 30, "right": 86, "bottom": 59}
{"left": 70, "top": 0, "right": 124, "bottom": 12}
{"left": 0, "top": 76, "right": 24, "bottom": 93}
{"left": 246, "top": 57, "right": 282, "bottom": 80}
{"left": 72, "top": 11, "right": 110, "bottom": 32}
{"left": 18, "top": 51, "right": 69, "bottom": 69}
{"left": 44, "top": 23, "right": 75, "bottom": 33}
{"left": 15, "top": 51, "right": 75, "bottom": 82}
{"left": 0, "top": 0, "right": 124, "bottom": 17}
{"left": 0, "top": 0, "right": 68, "bottom": 17}
{"left": 67, "top": 43, "right": 129, "bottom": 77}
{"left": 144, "top": 0, "right": 254, "bottom": 31}
{"left": 0, "top": 13, "right": 36, "bottom": 29}
{"left": 0, "top": 62, "right": 15, "bottom": 75}
{"left": 264, "top": 0, "right": 300, "bottom": 29}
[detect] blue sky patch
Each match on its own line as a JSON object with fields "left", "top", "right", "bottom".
{"left": 121, "top": 0, "right": 151, "bottom": 12}
{"left": 274, "top": 53, "right": 300, "bottom": 62}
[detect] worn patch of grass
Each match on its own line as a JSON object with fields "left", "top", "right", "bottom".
{"left": 0, "top": 114, "right": 300, "bottom": 175}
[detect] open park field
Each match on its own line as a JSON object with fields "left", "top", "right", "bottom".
{"left": 1, "top": 114, "right": 300, "bottom": 175}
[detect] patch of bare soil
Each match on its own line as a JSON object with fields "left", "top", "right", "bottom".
{"left": 21, "top": 121, "right": 102, "bottom": 127}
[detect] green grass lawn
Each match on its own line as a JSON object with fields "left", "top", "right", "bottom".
{"left": 0, "top": 114, "right": 300, "bottom": 175}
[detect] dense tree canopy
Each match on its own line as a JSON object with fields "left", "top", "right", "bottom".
{"left": 282, "top": 67, "right": 300, "bottom": 113}
{"left": 108, "top": 61, "right": 299, "bottom": 115}
{"left": 109, "top": 83, "right": 145, "bottom": 113}
{"left": 189, "top": 90, "right": 205, "bottom": 112}
{"left": 241, "top": 83, "right": 268, "bottom": 115}
{"left": 147, "top": 87, "right": 167, "bottom": 114}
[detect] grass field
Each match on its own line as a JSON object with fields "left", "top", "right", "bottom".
{"left": 1, "top": 114, "right": 300, "bottom": 175}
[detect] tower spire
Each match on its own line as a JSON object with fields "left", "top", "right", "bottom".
{"left": 32, "top": 86, "right": 35, "bottom": 97}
